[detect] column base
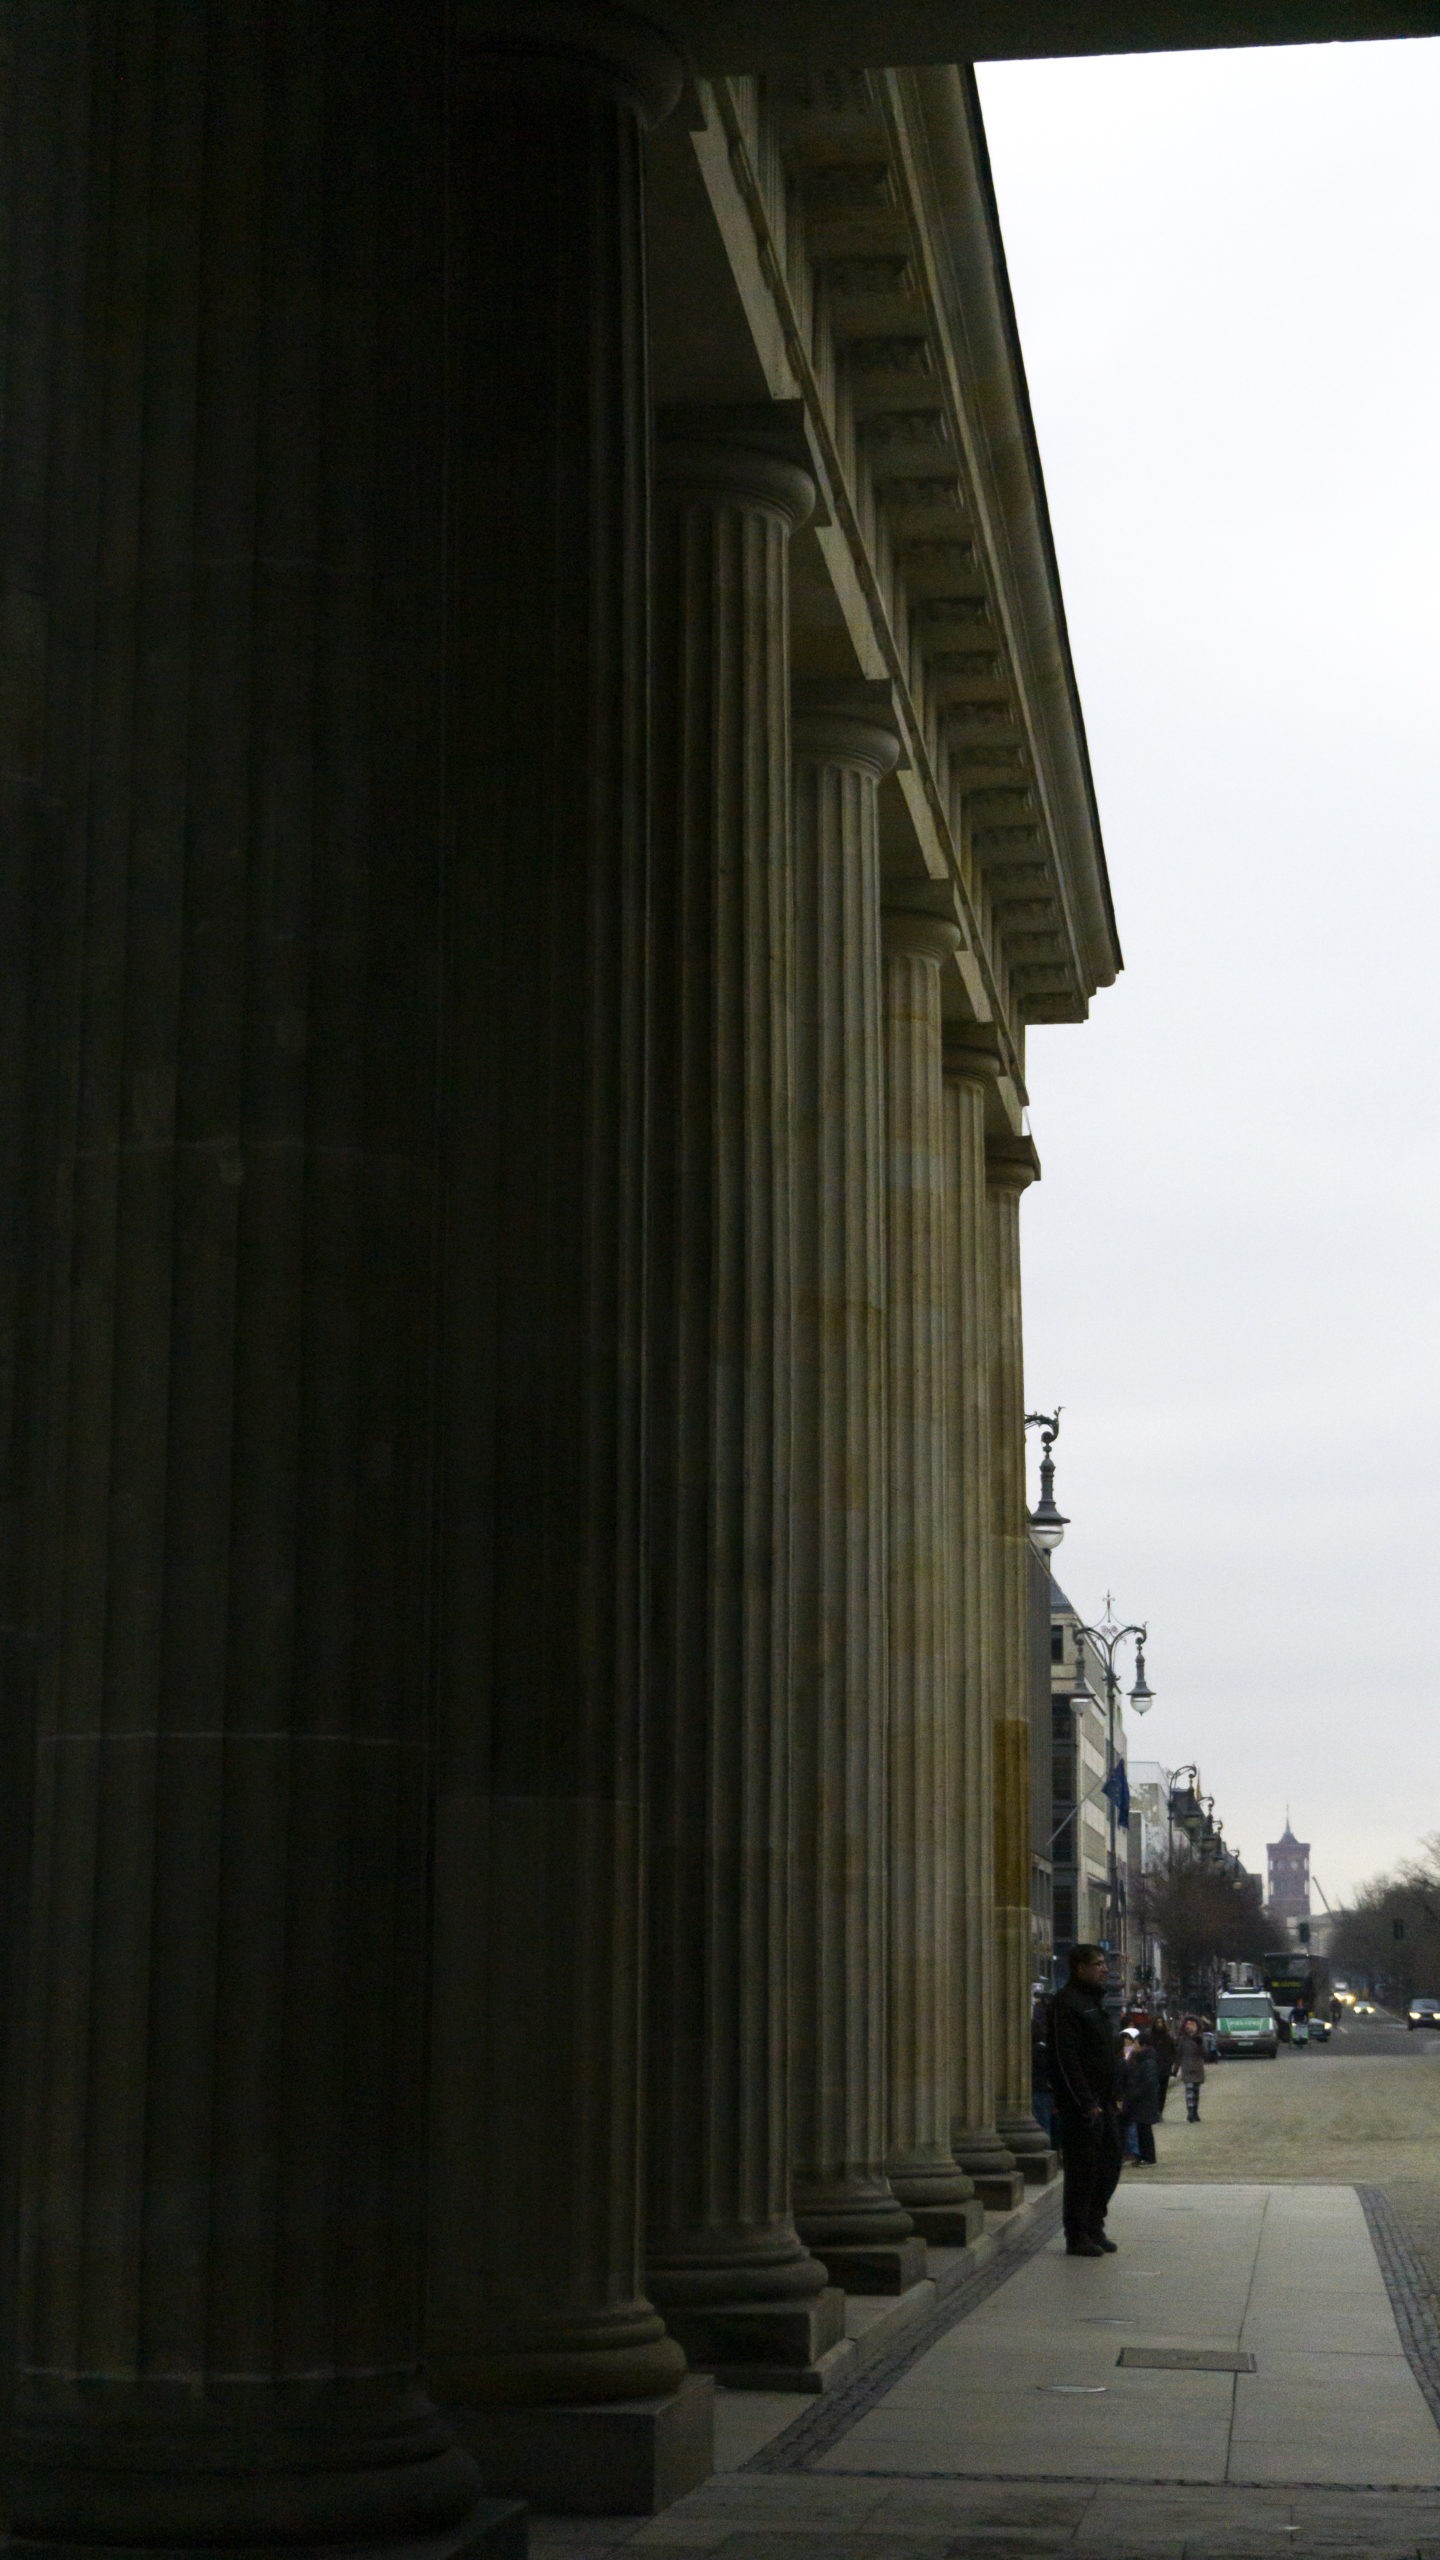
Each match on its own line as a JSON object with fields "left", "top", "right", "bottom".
{"left": 1017, "top": 2148, "right": 1058, "bottom": 2185}
{"left": 449, "top": 2375, "right": 714, "bottom": 2518}
{"left": 807, "top": 2235, "right": 928, "bottom": 2294}
{"left": 905, "top": 2198, "right": 987, "bottom": 2246}
{"left": 999, "top": 2114, "right": 1054, "bottom": 2159}
{"left": 662, "top": 2287, "right": 845, "bottom": 2375}
{"left": 953, "top": 2130, "right": 1018, "bottom": 2179}
{"left": 972, "top": 2170, "right": 1025, "bottom": 2211}
{"left": 5, "top": 2515, "right": 528, "bottom": 2560}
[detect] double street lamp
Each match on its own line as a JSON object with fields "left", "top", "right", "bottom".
{"left": 1024, "top": 1415, "right": 1158, "bottom": 1984}
{"left": 1069, "top": 1609, "right": 1155, "bottom": 1966}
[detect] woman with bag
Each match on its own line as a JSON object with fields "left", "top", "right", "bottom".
{"left": 1174, "top": 2014, "right": 1207, "bottom": 2122}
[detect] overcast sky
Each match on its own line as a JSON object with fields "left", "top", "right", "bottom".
{"left": 977, "top": 38, "right": 1440, "bottom": 1906}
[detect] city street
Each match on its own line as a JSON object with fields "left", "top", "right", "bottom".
{"left": 1148, "top": 2013, "right": 1440, "bottom": 2303}
{"left": 532, "top": 2022, "right": 1440, "bottom": 2559}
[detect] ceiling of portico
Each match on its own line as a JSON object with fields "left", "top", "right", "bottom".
{"left": 642, "top": 0, "right": 1438, "bottom": 72}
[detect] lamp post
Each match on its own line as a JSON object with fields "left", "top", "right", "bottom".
{"left": 1069, "top": 1603, "right": 1154, "bottom": 1991}
{"left": 1024, "top": 1410, "right": 1068, "bottom": 1556}
{"left": 1024, "top": 1413, "right": 1066, "bottom": 1993}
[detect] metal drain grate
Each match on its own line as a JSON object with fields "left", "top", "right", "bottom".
{"left": 1117, "top": 2347, "right": 1255, "bottom": 2371}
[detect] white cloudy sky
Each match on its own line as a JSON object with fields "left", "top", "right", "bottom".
{"left": 977, "top": 38, "right": 1440, "bottom": 1905}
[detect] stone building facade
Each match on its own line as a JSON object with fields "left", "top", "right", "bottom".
{"left": 0, "top": 0, "right": 1413, "bottom": 2550}
{"left": 1049, "top": 1594, "right": 1131, "bottom": 1979}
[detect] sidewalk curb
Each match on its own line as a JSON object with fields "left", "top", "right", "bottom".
{"left": 1359, "top": 2183, "right": 1440, "bottom": 2431}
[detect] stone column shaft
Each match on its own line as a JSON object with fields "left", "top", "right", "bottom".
{"left": 424, "top": 7, "right": 688, "bottom": 2420}
{"left": 987, "top": 1141, "right": 1051, "bottom": 2167}
{"left": 1, "top": 9, "right": 484, "bottom": 2549}
{"left": 879, "top": 908, "right": 980, "bottom": 2252}
{"left": 942, "top": 1048, "right": 1020, "bottom": 2205}
{"left": 644, "top": 411, "right": 838, "bottom": 2377}
{"left": 783, "top": 713, "right": 921, "bottom": 2301}
{"left": 978, "top": 1152, "right": 1050, "bottom": 2170}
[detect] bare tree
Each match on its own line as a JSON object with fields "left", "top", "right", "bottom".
{"left": 1329, "top": 1838, "right": 1440, "bottom": 2007}
{"left": 1134, "top": 1846, "right": 1272, "bottom": 2005}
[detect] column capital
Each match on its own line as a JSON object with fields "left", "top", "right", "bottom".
{"left": 457, "top": 1, "right": 684, "bottom": 127}
{"left": 657, "top": 401, "right": 817, "bottom": 530}
{"left": 986, "top": 1133, "right": 1042, "bottom": 1193}
{"left": 943, "top": 1031, "right": 1002, "bottom": 1087}
{"left": 792, "top": 679, "right": 907, "bottom": 779}
{"left": 881, "top": 904, "right": 962, "bottom": 968}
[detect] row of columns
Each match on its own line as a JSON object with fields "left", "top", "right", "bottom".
{"left": 0, "top": 6, "right": 1046, "bottom": 2548}
{"left": 433, "top": 375, "right": 1046, "bottom": 2406}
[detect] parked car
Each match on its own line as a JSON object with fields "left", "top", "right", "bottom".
{"left": 1407, "top": 1998, "right": 1440, "bottom": 2031}
{"left": 1214, "top": 1990, "right": 1279, "bottom": 2058}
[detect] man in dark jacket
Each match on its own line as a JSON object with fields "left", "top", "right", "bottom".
{"left": 1050, "top": 1942, "right": 1122, "bottom": 2256}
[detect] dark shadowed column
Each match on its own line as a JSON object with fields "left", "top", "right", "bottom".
{"left": 0, "top": 5, "right": 490, "bottom": 2550}
{"left": 942, "top": 1043, "right": 1021, "bottom": 2208}
{"left": 644, "top": 410, "right": 843, "bottom": 2380}
{"left": 783, "top": 710, "right": 926, "bottom": 2298}
{"left": 423, "top": 0, "right": 691, "bottom": 2431}
{"left": 987, "top": 1136, "right": 1052, "bottom": 2172}
{"left": 879, "top": 909, "right": 983, "bottom": 2250}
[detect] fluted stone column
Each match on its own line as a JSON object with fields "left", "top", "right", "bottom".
{"left": 879, "top": 908, "right": 982, "bottom": 2252}
{"left": 424, "top": 1, "right": 693, "bottom": 2450}
{"left": 644, "top": 411, "right": 841, "bottom": 2378}
{"left": 782, "top": 718, "right": 922, "bottom": 2301}
{"left": 942, "top": 1044, "right": 1022, "bottom": 2209}
{"left": 0, "top": 9, "right": 492, "bottom": 2550}
{"left": 987, "top": 1137, "right": 1053, "bottom": 2173}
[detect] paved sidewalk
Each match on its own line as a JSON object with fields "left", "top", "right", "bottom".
{"left": 529, "top": 2185, "right": 1440, "bottom": 2556}
{"left": 814, "top": 2184, "right": 1440, "bottom": 2488}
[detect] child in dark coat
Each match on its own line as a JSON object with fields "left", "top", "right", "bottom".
{"left": 1119, "top": 2029, "right": 1162, "bottom": 2164}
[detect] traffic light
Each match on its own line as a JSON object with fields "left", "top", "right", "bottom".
{"left": 1394, "top": 1918, "right": 1405, "bottom": 1941}
{"left": 1297, "top": 1921, "right": 1310, "bottom": 1945}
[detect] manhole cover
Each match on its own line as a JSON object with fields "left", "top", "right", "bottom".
{"left": 1117, "top": 2348, "right": 1256, "bottom": 2372}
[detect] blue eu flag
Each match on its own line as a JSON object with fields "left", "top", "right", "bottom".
{"left": 1102, "top": 1759, "right": 1131, "bottom": 1830}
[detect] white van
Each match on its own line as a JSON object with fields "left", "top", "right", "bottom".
{"left": 1215, "top": 1990, "right": 1279, "bottom": 2058}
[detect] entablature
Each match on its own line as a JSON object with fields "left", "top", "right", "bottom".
{"left": 647, "top": 58, "right": 1120, "bottom": 1082}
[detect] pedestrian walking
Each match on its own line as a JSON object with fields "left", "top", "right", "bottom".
{"left": 1120, "top": 2027, "right": 1162, "bottom": 2164}
{"left": 1151, "top": 2014, "right": 1177, "bottom": 2112}
{"left": 1174, "top": 2013, "right": 1206, "bottom": 2122}
{"left": 1119, "top": 2028, "right": 1141, "bottom": 2158}
{"left": 1031, "top": 1986, "right": 1057, "bottom": 2150}
{"left": 1050, "top": 1942, "right": 1123, "bottom": 2257}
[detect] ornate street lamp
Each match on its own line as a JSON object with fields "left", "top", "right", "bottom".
{"left": 1024, "top": 1409, "right": 1068, "bottom": 1554}
{"left": 1068, "top": 1601, "right": 1156, "bottom": 1972}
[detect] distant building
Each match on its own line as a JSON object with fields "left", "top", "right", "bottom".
{"left": 1048, "top": 1584, "right": 1129, "bottom": 1979}
{"left": 1267, "top": 1823, "right": 1311, "bottom": 1928}
{"left": 1128, "top": 1762, "right": 1174, "bottom": 1993}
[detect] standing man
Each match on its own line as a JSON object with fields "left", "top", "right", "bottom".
{"left": 1051, "top": 1943, "right": 1123, "bottom": 2257}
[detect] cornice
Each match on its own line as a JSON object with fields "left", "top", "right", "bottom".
{"left": 900, "top": 66, "right": 1121, "bottom": 1001}
{"left": 698, "top": 63, "right": 1118, "bottom": 1046}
